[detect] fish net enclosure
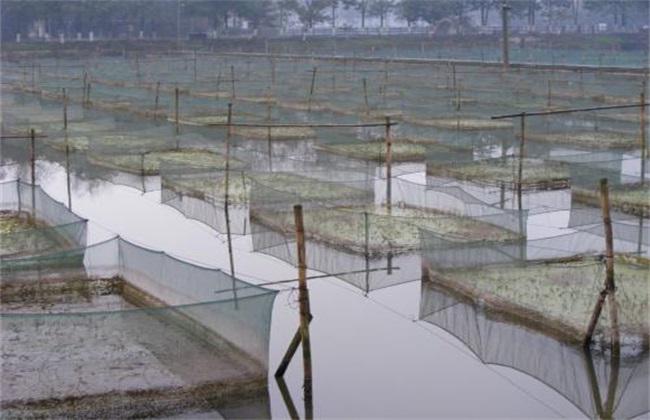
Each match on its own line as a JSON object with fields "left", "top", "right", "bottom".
{"left": 250, "top": 168, "right": 525, "bottom": 291}
{"left": 420, "top": 229, "right": 649, "bottom": 347}
{"left": 419, "top": 281, "right": 649, "bottom": 420}
{"left": 1, "top": 180, "right": 88, "bottom": 274}
{"left": 1, "top": 235, "right": 278, "bottom": 418}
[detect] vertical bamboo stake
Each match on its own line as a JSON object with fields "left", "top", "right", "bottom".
{"left": 364, "top": 211, "right": 370, "bottom": 295}
{"left": 82, "top": 70, "right": 88, "bottom": 108}
{"left": 266, "top": 88, "right": 273, "bottom": 171}
{"left": 63, "top": 88, "right": 72, "bottom": 209}
{"left": 584, "top": 178, "right": 618, "bottom": 347}
{"left": 86, "top": 82, "right": 91, "bottom": 105}
{"left": 230, "top": 65, "right": 236, "bottom": 100}
{"left": 294, "top": 204, "right": 313, "bottom": 419}
{"left": 501, "top": 0, "right": 510, "bottom": 71}
{"left": 271, "top": 56, "right": 276, "bottom": 86}
{"left": 547, "top": 79, "right": 552, "bottom": 108}
{"left": 385, "top": 117, "right": 392, "bottom": 214}
{"left": 175, "top": 87, "right": 180, "bottom": 135}
{"left": 641, "top": 83, "right": 647, "bottom": 178}
{"left": 456, "top": 78, "right": 462, "bottom": 111}
{"left": 601, "top": 179, "right": 620, "bottom": 348}
{"left": 363, "top": 77, "right": 369, "bottom": 114}
{"left": 518, "top": 112, "right": 525, "bottom": 211}
{"left": 30, "top": 129, "right": 36, "bottom": 222}
{"left": 154, "top": 82, "right": 160, "bottom": 120}
{"left": 224, "top": 103, "right": 238, "bottom": 310}
{"left": 308, "top": 66, "right": 317, "bottom": 112}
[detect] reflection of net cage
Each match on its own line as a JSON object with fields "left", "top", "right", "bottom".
{"left": 1, "top": 180, "right": 88, "bottom": 272}
{"left": 1, "top": 235, "right": 278, "bottom": 418}
{"left": 420, "top": 228, "right": 649, "bottom": 346}
{"left": 419, "top": 282, "right": 649, "bottom": 420}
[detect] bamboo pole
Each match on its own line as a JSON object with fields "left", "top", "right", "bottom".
{"left": 308, "top": 66, "right": 317, "bottom": 112}
{"left": 266, "top": 88, "right": 273, "bottom": 171}
{"left": 385, "top": 116, "right": 392, "bottom": 214}
{"left": 30, "top": 129, "right": 36, "bottom": 222}
{"left": 230, "top": 65, "right": 236, "bottom": 99}
{"left": 363, "top": 77, "right": 369, "bottom": 114}
{"left": 584, "top": 178, "right": 619, "bottom": 347}
{"left": 518, "top": 113, "right": 525, "bottom": 211}
{"left": 641, "top": 83, "right": 647, "bottom": 176}
{"left": 225, "top": 103, "right": 238, "bottom": 310}
{"left": 501, "top": 0, "right": 510, "bottom": 72}
{"left": 175, "top": 87, "right": 180, "bottom": 135}
{"left": 63, "top": 88, "right": 72, "bottom": 209}
{"left": 154, "top": 82, "right": 161, "bottom": 120}
{"left": 294, "top": 204, "right": 313, "bottom": 419}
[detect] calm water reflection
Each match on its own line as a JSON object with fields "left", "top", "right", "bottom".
{"left": 2, "top": 160, "right": 647, "bottom": 419}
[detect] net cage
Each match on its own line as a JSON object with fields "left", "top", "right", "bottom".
{"left": 1, "top": 235, "right": 278, "bottom": 418}
{"left": 524, "top": 110, "right": 645, "bottom": 152}
{"left": 568, "top": 159, "right": 649, "bottom": 219}
{"left": 1, "top": 180, "right": 88, "bottom": 271}
{"left": 419, "top": 228, "right": 649, "bottom": 346}
{"left": 419, "top": 282, "right": 649, "bottom": 420}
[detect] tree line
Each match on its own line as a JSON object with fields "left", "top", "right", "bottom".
{"left": 2, "top": 0, "right": 648, "bottom": 41}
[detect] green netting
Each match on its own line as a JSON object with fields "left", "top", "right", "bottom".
{"left": 1, "top": 180, "right": 87, "bottom": 266}
{"left": 1, "top": 236, "right": 278, "bottom": 417}
{"left": 396, "top": 178, "right": 528, "bottom": 236}
{"left": 421, "top": 227, "right": 649, "bottom": 350}
{"left": 420, "top": 281, "right": 649, "bottom": 420}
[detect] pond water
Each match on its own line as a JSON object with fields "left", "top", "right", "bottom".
{"left": 3, "top": 159, "right": 646, "bottom": 419}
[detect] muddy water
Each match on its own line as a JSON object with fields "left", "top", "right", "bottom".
{"left": 3, "top": 160, "right": 612, "bottom": 419}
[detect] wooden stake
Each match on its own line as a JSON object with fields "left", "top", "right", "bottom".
{"left": 230, "top": 65, "right": 236, "bottom": 100}
{"left": 225, "top": 103, "right": 238, "bottom": 309}
{"left": 63, "top": 88, "right": 72, "bottom": 209}
{"left": 584, "top": 178, "right": 619, "bottom": 347}
{"left": 518, "top": 113, "right": 525, "bottom": 211}
{"left": 175, "top": 87, "right": 180, "bottom": 135}
{"left": 641, "top": 83, "right": 647, "bottom": 177}
{"left": 385, "top": 116, "right": 392, "bottom": 214}
{"left": 363, "top": 77, "right": 369, "bottom": 114}
{"left": 154, "top": 82, "right": 160, "bottom": 120}
{"left": 294, "top": 204, "right": 313, "bottom": 419}
{"left": 501, "top": 0, "right": 510, "bottom": 71}
{"left": 30, "top": 129, "right": 36, "bottom": 222}
{"left": 308, "top": 66, "right": 317, "bottom": 112}
{"left": 273, "top": 206, "right": 315, "bottom": 400}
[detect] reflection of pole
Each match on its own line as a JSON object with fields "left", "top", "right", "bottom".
{"left": 275, "top": 376, "right": 300, "bottom": 420}
{"left": 225, "top": 103, "right": 238, "bottom": 309}
{"left": 294, "top": 204, "right": 313, "bottom": 420}
{"left": 63, "top": 88, "right": 72, "bottom": 209}
{"left": 501, "top": 0, "right": 510, "bottom": 72}
{"left": 385, "top": 116, "right": 392, "bottom": 214}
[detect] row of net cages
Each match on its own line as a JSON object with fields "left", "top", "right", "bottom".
{"left": 1, "top": 182, "right": 278, "bottom": 418}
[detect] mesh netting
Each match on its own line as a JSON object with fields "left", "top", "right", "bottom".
{"left": 1, "top": 180, "right": 87, "bottom": 270}
{"left": 1, "top": 235, "right": 278, "bottom": 417}
{"left": 420, "top": 281, "right": 649, "bottom": 420}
